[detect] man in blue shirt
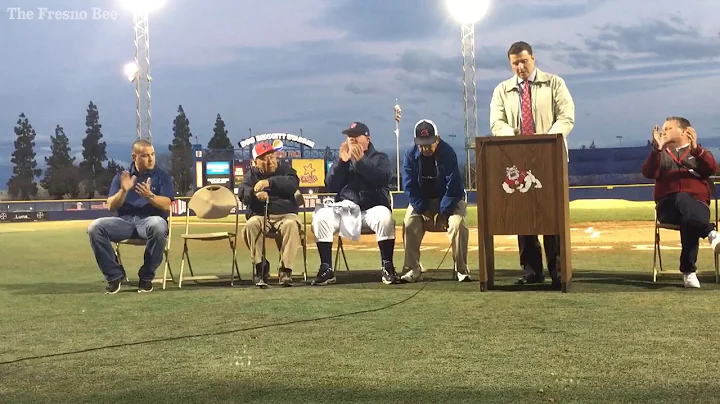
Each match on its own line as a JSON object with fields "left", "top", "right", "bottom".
{"left": 401, "top": 119, "right": 470, "bottom": 283}
{"left": 87, "top": 140, "right": 175, "bottom": 294}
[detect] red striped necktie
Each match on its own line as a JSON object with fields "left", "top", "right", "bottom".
{"left": 520, "top": 81, "right": 534, "bottom": 135}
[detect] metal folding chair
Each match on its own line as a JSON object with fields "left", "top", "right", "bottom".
{"left": 401, "top": 190, "right": 468, "bottom": 275}
{"left": 653, "top": 179, "right": 719, "bottom": 283}
{"left": 177, "top": 185, "right": 242, "bottom": 287}
{"left": 261, "top": 191, "right": 309, "bottom": 282}
{"left": 334, "top": 192, "right": 394, "bottom": 271}
{"left": 113, "top": 212, "right": 175, "bottom": 290}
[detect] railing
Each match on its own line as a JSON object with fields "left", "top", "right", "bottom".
{"left": 7, "top": 180, "right": 720, "bottom": 216}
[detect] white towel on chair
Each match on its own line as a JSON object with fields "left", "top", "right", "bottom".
{"left": 324, "top": 199, "right": 362, "bottom": 241}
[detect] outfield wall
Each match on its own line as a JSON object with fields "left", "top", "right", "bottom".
{"left": 0, "top": 184, "right": 657, "bottom": 223}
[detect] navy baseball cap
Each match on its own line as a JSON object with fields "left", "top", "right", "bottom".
{"left": 341, "top": 121, "right": 370, "bottom": 137}
{"left": 414, "top": 119, "right": 438, "bottom": 146}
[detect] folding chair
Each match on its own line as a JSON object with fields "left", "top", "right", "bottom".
{"left": 334, "top": 192, "right": 394, "bottom": 271}
{"left": 653, "top": 179, "right": 719, "bottom": 283}
{"left": 113, "top": 212, "right": 175, "bottom": 290}
{"left": 402, "top": 190, "right": 469, "bottom": 275}
{"left": 262, "top": 190, "right": 309, "bottom": 282}
{"left": 177, "top": 185, "right": 242, "bottom": 287}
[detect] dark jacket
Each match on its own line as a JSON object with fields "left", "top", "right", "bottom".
{"left": 642, "top": 144, "right": 718, "bottom": 205}
{"left": 325, "top": 142, "right": 392, "bottom": 211}
{"left": 237, "top": 164, "right": 300, "bottom": 219}
{"left": 402, "top": 138, "right": 464, "bottom": 215}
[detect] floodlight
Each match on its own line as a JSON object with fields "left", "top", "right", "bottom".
{"left": 123, "top": 62, "right": 138, "bottom": 82}
{"left": 447, "top": 0, "right": 490, "bottom": 24}
{"left": 120, "top": 0, "right": 166, "bottom": 14}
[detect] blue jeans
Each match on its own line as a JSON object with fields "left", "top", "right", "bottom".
{"left": 87, "top": 215, "right": 169, "bottom": 282}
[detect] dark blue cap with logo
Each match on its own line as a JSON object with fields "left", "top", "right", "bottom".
{"left": 342, "top": 121, "right": 370, "bottom": 137}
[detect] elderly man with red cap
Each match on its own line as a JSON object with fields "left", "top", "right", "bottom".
{"left": 238, "top": 141, "right": 302, "bottom": 287}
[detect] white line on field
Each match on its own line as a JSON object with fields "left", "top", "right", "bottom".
{"left": 0, "top": 228, "right": 36, "bottom": 233}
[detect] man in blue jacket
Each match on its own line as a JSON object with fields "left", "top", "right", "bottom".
{"left": 401, "top": 119, "right": 470, "bottom": 282}
{"left": 87, "top": 140, "right": 175, "bottom": 294}
{"left": 311, "top": 121, "right": 400, "bottom": 286}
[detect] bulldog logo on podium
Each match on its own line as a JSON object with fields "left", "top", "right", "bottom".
{"left": 502, "top": 165, "right": 542, "bottom": 194}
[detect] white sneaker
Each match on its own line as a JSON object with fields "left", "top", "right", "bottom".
{"left": 456, "top": 271, "right": 471, "bottom": 282}
{"left": 400, "top": 268, "right": 423, "bottom": 283}
{"left": 709, "top": 231, "right": 720, "bottom": 254}
{"left": 683, "top": 272, "right": 700, "bottom": 288}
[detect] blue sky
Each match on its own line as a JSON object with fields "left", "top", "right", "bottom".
{"left": 1, "top": 0, "right": 719, "bottom": 185}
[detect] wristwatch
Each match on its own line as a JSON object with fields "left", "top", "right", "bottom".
{"left": 148, "top": 193, "right": 156, "bottom": 200}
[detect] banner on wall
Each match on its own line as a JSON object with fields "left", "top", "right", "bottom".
{"left": 292, "top": 159, "right": 325, "bottom": 188}
{"left": 0, "top": 211, "right": 48, "bottom": 222}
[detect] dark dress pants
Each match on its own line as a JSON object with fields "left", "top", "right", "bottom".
{"left": 656, "top": 192, "right": 714, "bottom": 273}
{"left": 518, "top": 235, "right": 560, "bottom": 280}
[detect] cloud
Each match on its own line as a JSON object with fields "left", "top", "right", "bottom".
{"left": 316, "top": 0, "right": 449, "bottom": 42}
{"left": 344, "top": 83, "right": 381, "bottom": 95}
{"left": 547, "top": 18, "right": 720, "bottom": 71}
{"left": 318, "top": 0, "right": 613, "bottom": 42}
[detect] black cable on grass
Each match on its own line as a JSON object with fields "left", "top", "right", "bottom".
{"left": 1, "top": 245, "right": 452, "bottom": 365}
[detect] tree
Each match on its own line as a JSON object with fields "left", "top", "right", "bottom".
{"left": 7, "top": 113, "right": 42, "bottom": 200}
{"left": 207, "top": 113, "right": 232, "bottom": 149}
{"left": 79, "top": 101, "right": 107, "bottom": 198}
{"left": 169, "top": 105, "right": 194, "bottom": 195}
{"left": 42, "top": 125, "right": 80, "bottom": 199}
{"left": 155, "top": 152, "right": 172, "bottom": 173}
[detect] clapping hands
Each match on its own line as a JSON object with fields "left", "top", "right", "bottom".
{"left": 652, "top": 125, "right": 665, "bottom": 150}
{"left": 686, "top": 127, "right": 698, "bottom": 150}
{"left": 340, "top": 141, "right": 364, "bottom": 162}
{"left": 348, "top": 143, "right": 364, "bottom": 161}
{"left": 134, "top": 178, "right": 153, "bottom": 198}
{"left": 339, "top": 142, "right": 351, "bottom": 162}
{"left": 120, "top": 171, "right": 136, "bottom": 192}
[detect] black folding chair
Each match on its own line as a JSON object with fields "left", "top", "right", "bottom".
{"left": 652, "top": 178, "right": 719, "bottom": 283}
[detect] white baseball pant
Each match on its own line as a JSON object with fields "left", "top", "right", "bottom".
{"left": 312, "top": 205, "right": 395, "bottom": 242}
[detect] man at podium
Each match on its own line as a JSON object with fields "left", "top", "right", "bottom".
{"left": 489, "top": 41, "right": 575, "bottom": 288}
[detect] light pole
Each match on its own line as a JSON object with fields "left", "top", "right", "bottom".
{"left": 394, "top": 99, "right": 402, "bottom": 191}
{"left": 121, "top": 0, "right": 165, "bottom": 142}
{"left": 447, "top": 0, "right": 490, "bottom": 190}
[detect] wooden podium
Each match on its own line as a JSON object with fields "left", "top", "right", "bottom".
{"left": 474, "top": 134, "right": 572, "bottom": 292}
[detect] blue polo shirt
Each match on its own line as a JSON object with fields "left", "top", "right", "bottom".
{"left": 109, "top": 165, "right": 175, "bottom": 219}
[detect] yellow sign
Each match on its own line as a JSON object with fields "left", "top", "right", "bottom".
{"left": 292, "top": 159, "right": 325, "bottom": 187}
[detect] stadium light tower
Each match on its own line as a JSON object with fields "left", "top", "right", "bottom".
{"left": 446, "top": 0, "right": 490, "bottom": 190}
{"left": 120, "top": 0, "right": 166, "bottom": 142}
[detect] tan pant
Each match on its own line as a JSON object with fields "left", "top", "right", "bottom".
{"left": 242, "top": 213, "right": 302, "bottom": 270}
{"left": 403, "top": 199, "right": 469, "bottom": 273}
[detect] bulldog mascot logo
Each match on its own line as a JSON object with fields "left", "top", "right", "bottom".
{"left": 502, "top": 165, "right": 542, "bottom": 194}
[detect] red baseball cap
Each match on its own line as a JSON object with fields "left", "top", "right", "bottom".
{"left": 252, "top": 141, "right": 279, "bottom": 159}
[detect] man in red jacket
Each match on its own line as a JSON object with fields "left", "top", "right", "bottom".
{"left": 642, "top": 116, "right": 720, "bottom": 288}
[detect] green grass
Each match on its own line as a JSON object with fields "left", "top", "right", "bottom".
{"left": 2, "top": 219, "right": 720, "bottom": 403}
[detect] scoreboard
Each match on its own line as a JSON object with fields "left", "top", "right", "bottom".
{"left": 204, "top": 161, "right": 232, "bottom": 188}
